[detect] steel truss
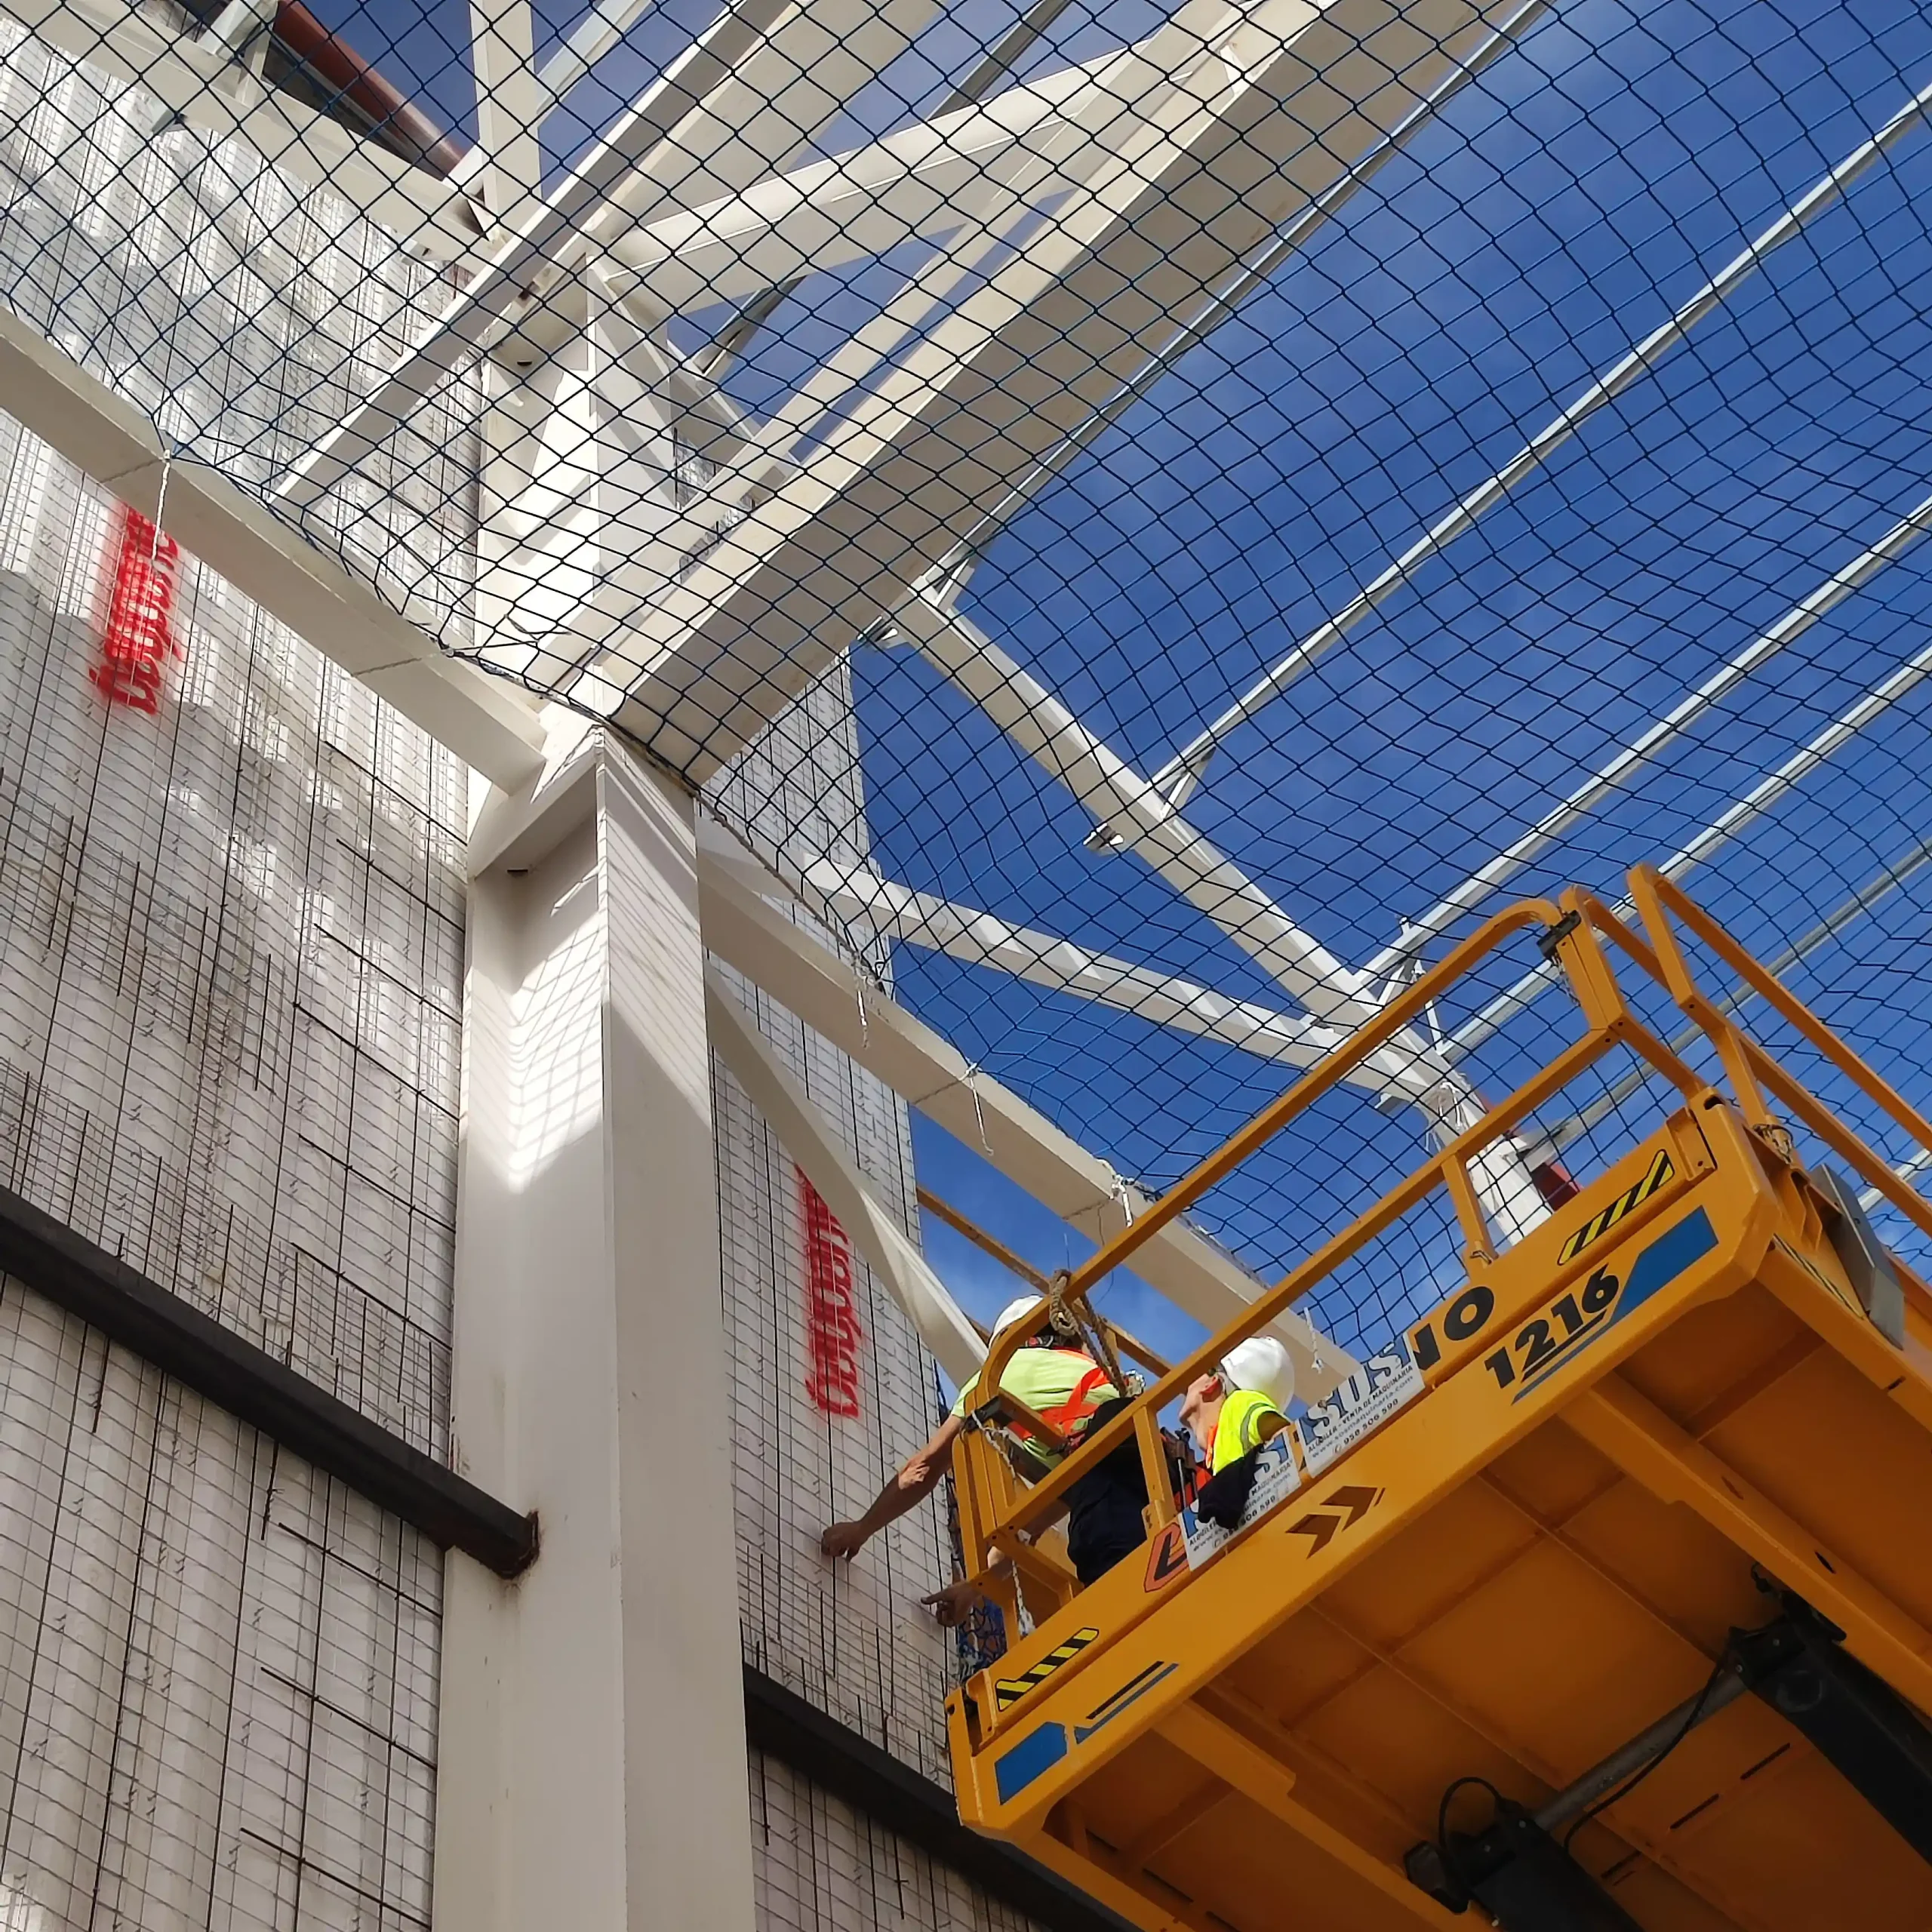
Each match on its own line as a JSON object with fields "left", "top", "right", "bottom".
{"left": 4, "top": 0, "right": 1930, "bottom": 1312}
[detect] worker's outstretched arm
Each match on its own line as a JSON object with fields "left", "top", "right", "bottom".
{"left": 820, "top": 1412, "right": 967, "bottom": 1560}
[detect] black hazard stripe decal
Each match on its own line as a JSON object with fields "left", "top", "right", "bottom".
{"left": 1558, "top": 1149, "right": 1674, "bottom": 1263}
{"left": 995, "top": 1627, "right": 1099, "bottom": 1709}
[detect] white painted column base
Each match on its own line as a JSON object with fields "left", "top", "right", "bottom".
{"left": 434, "top": 739, "right": 755, "bottom": 1932}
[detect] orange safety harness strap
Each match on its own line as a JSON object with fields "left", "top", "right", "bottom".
{"left": 1006, "top": 1354, "right": 1114, "bottom": 1446}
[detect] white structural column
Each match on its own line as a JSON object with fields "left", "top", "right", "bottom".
{"left": 435, "top": 741, "right": 755, "bottom": 1932}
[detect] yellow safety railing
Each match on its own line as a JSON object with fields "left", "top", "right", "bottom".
{"left": 949, "top": 867, "right": 1932, "bottom": 1617}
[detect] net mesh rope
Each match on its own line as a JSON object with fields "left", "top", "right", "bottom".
{"left": 5, "top": 0, "right": 1932, "bottom": 1360}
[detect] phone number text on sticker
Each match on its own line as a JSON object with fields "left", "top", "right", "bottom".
{"left": 1182, "top": 1434, "right": 1300, "bottom": 1570}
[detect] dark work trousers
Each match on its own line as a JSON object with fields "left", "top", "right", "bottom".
{"left": 1063, "top": 1398, "right": 1159, "bottom": 1586}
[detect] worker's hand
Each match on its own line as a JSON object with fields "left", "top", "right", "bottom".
{"left": 820, "top": 1521, "right": 869, "bottom": 1561}
{"left": 921, "top": 1579, "right": 987, "bottom": 1629}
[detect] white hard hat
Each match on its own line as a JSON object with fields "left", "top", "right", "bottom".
{"left": 994, "top": 1296, "right": 1048, "bottom": 1342}
{"left": 1220, "top": 1337, "right": 1295, "bottom": 1413}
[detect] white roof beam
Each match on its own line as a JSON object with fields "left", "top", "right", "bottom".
{"left": 577, "top": 0, "right": 943, "bottom": 242}
{"left": 600, "top": 58, "right": 1104, "bottom": 314}
{"left": 274, "top": 0, "right": 800, "bottom": 503}
{"left": 638, "top": 0, "right": 1537, "bottom": 572}
{"left": 788, "top": 852, "right": 1437, "bottom": 1108}
{"left": 898, "top": 598, "right": 1376, "bottom": 1027}
{"left": 695, "top": 837, "right": 1358, "bottom": 1393}
{"left": 1373, "top": 481, "right": 1932, "bottom": 987}
{"left": 889, "top": 595, "right": 1548, "bottom": 1239}
{"left": 1143, "top": 72, "right": 1932, "bottom": 810}
{"left": 706, "top": 968, "right": 989, "bottom": 1385}
{"left": 536, "top": 0, "right": 653, "bottom": 100}
{"left": 1454, "top": 617, "right": 1932, "bottom": 1060}
{"left": 278, "top": 0, "right": 934, "bottom": 505}
{"left": 581, "top": 0, "right": 1538, "bottom": 774}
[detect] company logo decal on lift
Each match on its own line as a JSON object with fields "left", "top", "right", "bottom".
{"left": 991, "top": 1659, "right": 1179, "bottom": 1801}
{"left": 1294, "top": 1346, "right": 1423, "bottom": 1475}
{"left": 1558, "top": 1149, "right": 1675, "bottom": 1263}
{"left": 1144, "top": 1521, "right": 1188, "bottom": 1592}
{"left": 995, "top": 1627, "right": 1099, "bottom": 1709}
{"left": 1487, "top": 1208, "right": 1718, "bottom": 1404}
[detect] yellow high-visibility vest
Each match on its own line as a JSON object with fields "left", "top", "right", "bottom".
{"left": 950, "top": 1347, "right": 1118, "bottom": 1468}
{"left": 1210, "top": 1388, "right": 1284, "bottom": 1474}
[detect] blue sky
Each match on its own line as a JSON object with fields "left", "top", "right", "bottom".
{"left": 321, "top": 0, "right": 1932, "bottom": 1364}
{"left": 849, "top": 0, "right": 1932, "bottom": 1361}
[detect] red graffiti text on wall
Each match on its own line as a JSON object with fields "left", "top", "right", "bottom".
{"left": 93, "top": 506, "right": 182, "bottom": 713}
{"left": 801, "top": 1172, "right": 863, "bottom": 1418}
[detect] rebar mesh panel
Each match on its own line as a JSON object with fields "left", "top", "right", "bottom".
{"left": 0, "top": 1275, "right": 440, "bottom": 1932}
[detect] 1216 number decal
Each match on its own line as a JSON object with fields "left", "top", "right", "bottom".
{"left": 1483, "top": 1266, "right": 1619, "bottom": 1393}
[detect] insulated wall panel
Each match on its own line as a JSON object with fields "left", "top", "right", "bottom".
{"left": 708, "top": 669, "right": 961, "bottom": 1790}
{"left": 0, "top": 414, "right": 467, "bottom": 1456}
{"left": 749, "top": 1752, "right": 1042, "bottom": 1932}
{"left": 0, "top": 1272, "right": 442, "bottom": 1932}
{"left": 0, "top": 414, "right": 460, "bottom": 1927}
{"left": 0, "top": 23, "right": 482, "bottom": 647}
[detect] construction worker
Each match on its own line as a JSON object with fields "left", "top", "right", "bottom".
{"left": 819, "top": 1297, "right": 1152, "bottom": 1623}
{"left": 1178, "top": 1337, "right": 1296, "bottom": 1529}
{"left": 1179, "top": 1336, "right": 1297, "bottom": 1472}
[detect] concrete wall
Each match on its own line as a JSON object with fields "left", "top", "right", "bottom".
{"left": 0, "top": 411, "right": 1032, "bottom": 1932}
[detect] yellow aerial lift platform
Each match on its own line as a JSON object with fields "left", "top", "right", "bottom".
{"left": 943, "top": 869, "right": 1932, "bottom": 1932}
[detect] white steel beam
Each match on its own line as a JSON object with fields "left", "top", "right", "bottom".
{"left": 277, "top": 0, "right": 935, "bottom": 507}
{"left": 893, "top": 597, "right": 1547, "bottom": 1244}
{"left": 1141, "top": 73, "right": 1932, "bottom": 810}
{"left": 1375, "top": 481, "right": 1932, "bottom": 988}
{"left": 580, "top": 0, "right": 1536, "bottom": 776}
{"left": 695, "top": 845, "right": 1359, "bottom": 1393}
{"left": 706, "top": 968, "right": 988, "bottom": 1385}
{"left": 466, "top": 0, "right": 545, "bottom": 220}
{"left": 783, "top": 848, "right": 1441, "bottom": 1108}
{"left": 535, "top": 0, "right": 653, "bottom": 100}
{"left": 1863, "top": 1145, "right": 1932, "bottom": 1217}
{"left": 275, "top": 0, "right": 798, "bottom": 503}
{"left": 901, "top": 599, "right": 1377, "bottom": 1026}
{"left": 0, "top": 304, "right": 546, "bottom": 786}
{"left": 1453, "top": 628, "right": 1932, "bottom": 1060}
{"left": 652, "top": 0, "right": 1540, "bottom": 586}
{"left": 599, "top": 58, "right": 1106, "bottom": 315}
